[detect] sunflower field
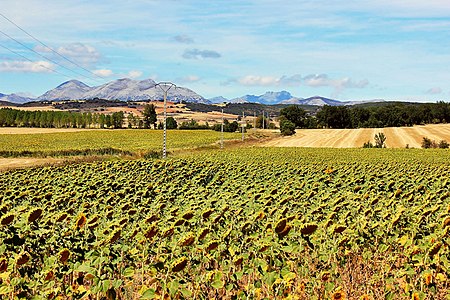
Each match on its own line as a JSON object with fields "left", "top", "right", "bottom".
{"left": 0, "top": 148, "right": 449, "bottom": 299}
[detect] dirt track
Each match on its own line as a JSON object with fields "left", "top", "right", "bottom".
{"left": 263, "top": 124, "right": 450, "bottom": 148}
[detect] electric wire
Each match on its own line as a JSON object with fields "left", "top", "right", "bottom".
{"left": 0, "top": 43, "right": 72, "bottom": 79}
{"left": 0, "top": 28, "right": 102, "bottom": 83}
{"left": 0, "top": 12, "right": 106, "bottom": 81}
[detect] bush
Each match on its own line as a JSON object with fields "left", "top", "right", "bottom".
{"left": 438, "top": 140, "right": 449, "bottom": 149}
{"left": 421, "top": 137, "right": 448, "bottom": 148}
{"left": 363, "top": 141, "right": 374, "bottom": 148}
{"left": 279, "top": 117, "right": 296, "bottom": 136}
{"left": 422, "top": 137, "right": 433, "bottom": 148}
{"left": 374, "top": 132, "right": 386, "bottom": 148}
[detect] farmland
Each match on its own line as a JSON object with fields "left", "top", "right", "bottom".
{"left": 1, "top": 148, "right": 449, "bottom": 299}
{"left": 0, "top": 129, "right": 242, "bottom": 156}
{"left": 264, "top": 124, "right": 450, "bottom": 148}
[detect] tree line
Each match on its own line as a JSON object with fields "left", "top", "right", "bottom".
{"left": 278, "top": 102, "right": 450, "bottom": 135}
{"left": 0, "top": 108, "right": 125, "bottom": 129}
{"left": 316, "top": 102, "right": 450, "bottom": 129}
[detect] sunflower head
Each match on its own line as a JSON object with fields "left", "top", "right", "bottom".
{"left": 423, "top": 273, "right": 432, "bottom": 286}
{"left": 59, "top": 249, "right": 70, "bottom": 263}
{"left": 0, "top": 258, "right": 7, "bottom": 272}
{"left": 27, "top": 208, "right": 43, "bottom": 223}
{"left": 75, "top": 213, "right": 87, "bottom": 229}
{"left": 0, "top": 213, "right": 14, "bottom": 226}
{"left": 171, "top": 257, "right": 188, "bottom": 272}
{"left": 332, "top": 290, "right": 346, "bottom": 300}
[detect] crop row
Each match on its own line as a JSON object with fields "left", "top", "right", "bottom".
{"left": 0, "top": 148, "right": 449, "bottom": 299}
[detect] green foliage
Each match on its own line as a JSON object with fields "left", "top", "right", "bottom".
{"left": 422, "top": 137, "right": 450, "bottom": 149}
{"left": 178, "top": 119, "right": 210, "bottom": 130}
{"left": 165, "top": 117, "right": 178, "bottom": 129}
{"left": 363, "top": 132, "right": 387, "bottom": 148}
{"left": 142, "top": 104, "right": 157, "bottom": 129}
{"left": 279, "top": 105, "right": 306, "bottom": 128}
{"left": 255, "top": 115, "right": 269, "bottom": 129}
{"left": 318, "top": 102, "right": 450, "bottom": 129}
{"left": 374, "top": 132, "right": 386, "bottom": 148}
{"left": 279, "top": 116, "right": 296, "bottom": 136}
{"left": 211, "top": 119, "right": 239, "bottom": 132}
{"left": 0, "top": 108, "right": 125, "bottom": 129}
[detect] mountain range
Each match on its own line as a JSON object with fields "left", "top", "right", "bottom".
{"left": 36, "top": 78, "right": 207, "bottom": 103}
{"left": 1, "top": 78, "right": 383, "bottom": 106}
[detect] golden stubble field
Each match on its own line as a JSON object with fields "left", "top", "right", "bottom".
{"left": 264, "top": 124, "right": 450, "bottom": 148}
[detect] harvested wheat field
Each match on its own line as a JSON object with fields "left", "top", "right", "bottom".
{"left": 264, "top": 124, "right": 450, "bottom": 148}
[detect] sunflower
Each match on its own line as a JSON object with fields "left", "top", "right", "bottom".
{"left": 75, "top": 213, "right": 87, "bottom": 229}
{"left": 423, "top": 273, "right": 432, "bottom": 286}
{"left": 16, "top": 252, "right": 29, "bottom": 266}
{"left": 0, "top": 213, "right": 14, "bottom": 226}
{"left": 0, "top": 258, "right": 7, "bottom": 272}
{"left": 171, "top": 257, "right": 188, "bottom": 272}
{"left": 59, "top": 249, "right": 70, "bottom": 263}
{"left": 412, "top": 292, "right": 420, "bottom": 300}
{"left": 179, "top": 234, "right": 195, "bottom": 247}
{"left": 332, "top": 290, "right": 346, "bottom": 300}
{"left": 27, "top": 208, "right": 43, "bottom": 223}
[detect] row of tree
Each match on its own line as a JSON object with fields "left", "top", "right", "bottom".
{"left": 278, "top": 102, "right": 450, "bottom": 135}
{"left": 0, "top": 108, "right": 124, "bottom": 129}
{"left": 317, "top": 102, "right": 450, "bottom": 129}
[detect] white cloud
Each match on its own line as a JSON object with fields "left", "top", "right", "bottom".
{"left": 303, "top": 74, "right": 369, "bottom": 90}
{"left": 0, "top": 60, "right": 54, "bottom": 73}
{"left": 128, "top": 70, "right": 143, "bottom": 79}
{"left": 93, "top": 69, "right": 113, "bottom": 77}
{"left": 233, "top": 73, "right": 368, "bottom": 90}
{"left": 35, "top": 43, "right": 101, "bottom": 67}
{"left": 238, "top": 75, "right": 280, "bottom": 86}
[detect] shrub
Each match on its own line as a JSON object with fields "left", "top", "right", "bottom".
{"left": 279, "top": 117, "right": 296, "bottom": 136}
{"left": 438, "top": 140, "right": 449, "bottom": 149}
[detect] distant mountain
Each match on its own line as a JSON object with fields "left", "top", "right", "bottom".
{"left": 37, "top": 80, "right": 91, "bottom": 101}
{"left": 37, "top": 78, "right": 209, "bottom": 103}
{"left": 281, "top": 96, "right": 344, "bottom": 106}
{"left": 0, "top": 93, "right": 35, "bottom": 104}
{"left": 208, "top": 96, "right": 229, "bottom": 104}
{"left": 231, "top": 91, "right": 302, "bottom": 105}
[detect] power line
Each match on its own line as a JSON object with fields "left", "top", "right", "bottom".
{"left": 0, "top": 28, "right": 101, "bottom": 82}
{"left": 0, "top": 43, "right": 72, "bottom": 79}
{"left": 0, "top": 12, "right": 106, "bottom": 81}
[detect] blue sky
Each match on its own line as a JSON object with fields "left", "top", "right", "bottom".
{"left": 1, "top": 0, "right": 450, "bottom": 101}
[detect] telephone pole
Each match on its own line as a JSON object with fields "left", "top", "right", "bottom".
{"left": 221, "top": 108, "right": 224, "bottom": 149}
{"left": 154, "top": 82, "right": 176, "bottom": 159}
{"left": 241, "top": 111, "right": 245, "bottom": 141}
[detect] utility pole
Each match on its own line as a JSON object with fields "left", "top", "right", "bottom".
{"left": 242, "top": 111, "right": 245, "bottom": 141}
{"left": 154, "top": 82, "right": 176, "bottom": 159}
{"left": 253, "top": 111, "right": 256, "bottom": 131}
{"left": 221, "top": 108, "right": 224, "bottom": 149}
{"left": 262, "top": 110, "right": 265, "bottom": 130}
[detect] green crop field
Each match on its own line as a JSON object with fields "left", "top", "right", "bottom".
{"left": 1, "top": 148, "right": 450, "bottom": 299}
{"left": 0, "top": 130, "right": 242, "bottom": 157}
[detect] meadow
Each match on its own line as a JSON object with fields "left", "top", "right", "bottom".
{"left": 1, "top": 147, "right": 449, "bottom": 299}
